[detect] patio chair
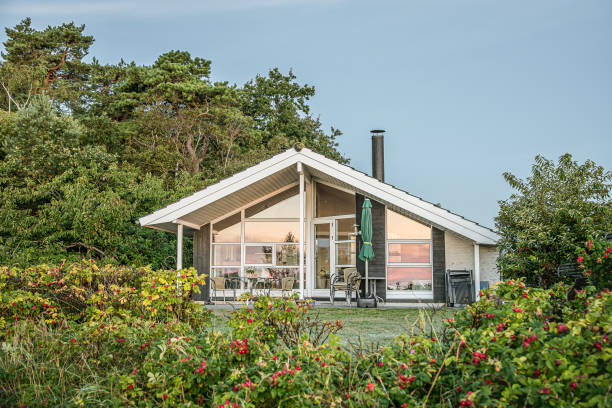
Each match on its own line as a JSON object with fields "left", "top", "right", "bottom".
{"left": 330, "top": 268, "right": 361, "bottom": 306}
{"left": 211, "top": 276, "right": 236, "bottom": 304}
{"left": 281, "top": 277, "right": 296, "bottom": 297}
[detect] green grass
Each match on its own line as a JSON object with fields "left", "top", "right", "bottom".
{"left": 208, "top": 306, "right": 455, "bottom": 345}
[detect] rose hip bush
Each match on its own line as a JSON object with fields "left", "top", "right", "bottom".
{"left": 0, "top": 260, "right": 209, "bottom": 336}
{"left": 577, "top": 236, "right": 611, "bottom": 289}
{"left": 228, "top": 294, "right": 343, "bottom": 348}
{"left": 1, "top": 258, "right": 610, "bottom": 407}
{"left": 90, "top": 283, "right": 612, "bottom": 407}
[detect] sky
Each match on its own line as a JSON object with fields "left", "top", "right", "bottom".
{"left": 1, "top": 0, "right": 610, "bottom": 229}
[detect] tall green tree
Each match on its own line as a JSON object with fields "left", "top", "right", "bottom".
{"left": 242, "top": 68, "right": 345, "bottom": 162}
{"left": 0, "top": 18, "right": 94, "bottom": 111}
{"left": 0, "top": 18, "right": 346, "bottom": 267}
{"left": 0, "top": 96, "right": 178, "bottom": 267}
{"left": 496, "top": 154, "right": 612, "bottom": 286}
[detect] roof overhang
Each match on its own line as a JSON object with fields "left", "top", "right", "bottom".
{"left": 139, "top": 148, "right": 500, "bottom": 245}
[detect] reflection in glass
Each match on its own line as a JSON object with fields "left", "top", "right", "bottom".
{"left": 211, "top": 267, "right": 240, "bottom": 279}
{"left": 212, "top": 244, "right": 241, "bottom": 266}
{"left": 276, "top": 244, "right": 298, "bottom": 266}
{"left": 245, "top": 245, "right": 273, "bottom": 264}
{"left": 245, "top": 221, "right": 299, "bottom": 243}
{"left": 212, "top": 213, "right": 241, "bottom": 242}
{"left": 386, "top": 210, "right": 431, "bottom": 240}
{"left": 315, "top": 223, "right": 331, "bottom": 289}
{"left": 388, "top": 243, "right": 430, "bottom": 264}
{"left": 246, "top": 186, "right": 300, "bottom": 218}
{"left": 336, "top": 217, "right": 356, "bottom": 241}
{"left": 335, "top": 242, "right": 356, "bottom": 266}
{"left": 387, "top": 267, "right": 432, "bottom": 291}
{"left": 315, "top": 183, "right": 354, "bottom": 217}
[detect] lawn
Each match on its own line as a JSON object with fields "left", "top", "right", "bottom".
{"left": 209, "top": 306, "right": 455, "bottom": 345}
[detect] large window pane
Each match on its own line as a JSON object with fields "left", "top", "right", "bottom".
{"left": 245, "top": 266, "right": 273, "bottom": 279}
{"left": 245, "top": 245, "right": 273, "bottom": 264}
{"left": 268, "top": 267, "right": 301, "bottom": 289}
{"left": 336, "top": 217, "right": 356, "bottom": 241}
{"left": 388, "top": 243, "right": 430, "bottom": 264}
{"left": 387, "top": 267, "right": 432, "bottom": 291}
{"left": 386, "top": 210, "right": 431, "bottom": 240}
{"left": 245, "top": 186, "right": 300, "bottom": 218}
{"left": 212, "top": 244, "right": 241, "bottom": 266}
{"left": 315, "top": 183, "right": 354, "bottom": 217}
{"left": 245, "top": 221, "right": 300, "bottom": 243}
{"left": 276, "top": 244, "right": 297, "bottom": 266}
{"left": 336, "top": 242, "right": 356, "bottom": 266}
{"left": 212, "top": 213, "right": 241, "bottom": 242}
{"left": 211, "top": 268, "right": 240, "bottom": 279}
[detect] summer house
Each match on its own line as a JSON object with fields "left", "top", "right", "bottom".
{"left": 139, "top": 132, "right": 500, "bottom": 303}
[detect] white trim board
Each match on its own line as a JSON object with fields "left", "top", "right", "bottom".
{"left": 139, "top": 148, "right": 499, "bottom": 245}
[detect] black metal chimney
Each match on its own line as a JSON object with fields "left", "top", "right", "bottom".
{"left": 371, "top": 129, "right": 385, "bottom": 182}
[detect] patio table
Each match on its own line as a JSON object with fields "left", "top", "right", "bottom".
{"left": 364, "top": 276, "right": 385, "bottom": 305}
{"left": 244, "top": 276, "right": 278, "bottom": 296}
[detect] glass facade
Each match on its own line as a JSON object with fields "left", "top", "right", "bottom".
{"left": 244, "top": 221, "right": 300, "bottom": 243}
{"left": 315, "top": 183, "right": 354, "bottom": 218}
{"left": 211, "top": 188, "right": 306, "bottom": 290}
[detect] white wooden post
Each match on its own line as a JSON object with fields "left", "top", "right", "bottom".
{"left": 473, "top": 243, "right": 480, "bottom": 300}
{"left": 177, "top": 223, "right": 183, "bottom": 294}
{"left": 177, "top": 223, "right": 183, "bottom": 270}
{"left": 298, "top": 162, "right": 305, "bottom": 299}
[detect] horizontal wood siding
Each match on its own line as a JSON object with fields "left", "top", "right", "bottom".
{"left": 432, "top": 227, "right": 446, "bottom": 302}
{"left": 356, "top": 194, "right": 387, "bottom": 300}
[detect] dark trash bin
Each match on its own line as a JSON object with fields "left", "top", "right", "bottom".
{"left": 445, "top": 269, "right": 474, "bottom": 307}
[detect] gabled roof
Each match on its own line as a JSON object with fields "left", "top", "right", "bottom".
{"left": 139, "top": 148, "right": 499, "bottom": 245}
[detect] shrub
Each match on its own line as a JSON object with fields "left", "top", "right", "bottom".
{"left": 228, "top": 294, "right": 343, "bottom": 348}
{"left": 0, "top": 262, "right": 610, "bottom": 407}
{"left": 0, "top": 260, "right": 209, "bottom": 337}
{"left": 578, "top": 236, "right": 612, "bottom": 289}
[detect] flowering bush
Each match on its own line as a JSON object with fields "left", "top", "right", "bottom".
{"left": 0, "top": 261, "right": 610, "bottom": 407}
{"left": 0, "top": 260, "right": 209, "bottom": 337}
{"left": 228, "top": 294, "right": 343, "bottom": 348}
{"left": 577, "top": 236, "right": 612, "bottom": 289}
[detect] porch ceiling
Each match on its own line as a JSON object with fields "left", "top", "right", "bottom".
{"left": 178, "top": 166, "right": 298, "bottom": 228}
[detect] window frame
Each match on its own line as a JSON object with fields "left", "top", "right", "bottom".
{"left": 210, "top": 203, "right": 307, "bottom": 289}
{"left": 385, "top": 209, "right": 434, "bottom": 298}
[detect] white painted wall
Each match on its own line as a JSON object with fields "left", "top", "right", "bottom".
{"left": 444, "top": 231, "right": 499, "bottom": 285}
{"left": 479, "top": 245, "right": 500, "bottom": 283}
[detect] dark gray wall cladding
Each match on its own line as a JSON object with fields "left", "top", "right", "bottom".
{"left": 192, "top": 223, "right": 210, "bottom": 302}
{"left": 432, "top": 227, "right": 446, "bottom": 302}
{"left": 356, "top": 194, "right": 387, "bottom": 300}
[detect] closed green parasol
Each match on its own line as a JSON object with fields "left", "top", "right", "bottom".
{"left": 358, "top": 199, "right": 375, "bottom": 295}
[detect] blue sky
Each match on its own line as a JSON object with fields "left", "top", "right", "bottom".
{"left": 1, "top": 0, "right": 610, "bottom": 228}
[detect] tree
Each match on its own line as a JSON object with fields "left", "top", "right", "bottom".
{"left": 0, "top": 19, "right": 347, "bottom": 267}
{"left": 0, "top": 96, "right": 179, "bottom": 267}
{"left": 0, "top": 18, "right": 94, "bottom": 111}
{"left": 241, "top": 68, "right": 346, "bottom": 163}
{"left": 496, "top": 154, "right": 612, "bottom": 286}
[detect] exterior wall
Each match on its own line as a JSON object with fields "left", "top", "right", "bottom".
{"left": 479, "top": 245, "right": 500, "bottom": 284}
{"left": 445, "top": 231, "right": 475, "bottom": 271}
{"left": 192, "top": 223, "right": 211, "bottom": 302}
{"left": 445, "top": 231, "right": 500, "bottom": 287}
{"left": 432, "top": 227, "right": 446, "bottom": 302}
{"left": 356, "top": 194, "right": 386, "bottom": 299}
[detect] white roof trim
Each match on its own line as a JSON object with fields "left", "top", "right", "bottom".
{"left": 139, "top": 148, "right": 499, "bottom": 245}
